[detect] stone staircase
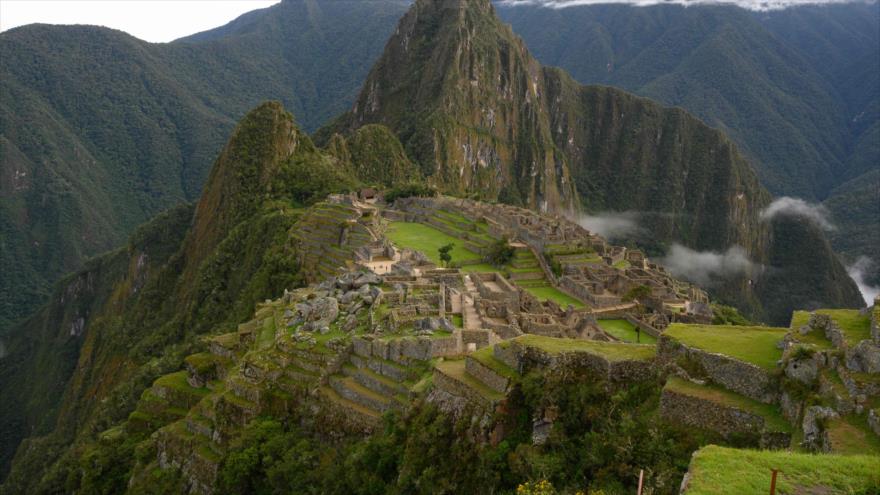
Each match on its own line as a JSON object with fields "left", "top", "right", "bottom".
{"left": 431, "top": 345, "right": 518, "bottom": 413}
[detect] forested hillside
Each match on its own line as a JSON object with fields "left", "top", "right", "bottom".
{"left": 0, "top": 0, "right": 409, "bottom": 331}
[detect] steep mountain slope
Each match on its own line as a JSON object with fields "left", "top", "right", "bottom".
{"left": 0, "top": 0, "right": 409, "bottom": 331}
{"left": 494, "top": 1, "right": 880, "bottom": 282}
{"left": 321, "top": 0, "right": 862, "bottom": 321}
{"left": 0, "top": 102, "right": 369, "bottom": 483}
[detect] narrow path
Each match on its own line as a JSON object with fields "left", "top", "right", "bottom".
{"left": 462, "top": 275, "right": 482, "bottom": 330}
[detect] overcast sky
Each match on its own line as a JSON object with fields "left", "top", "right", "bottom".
{"left": 0, "top": 1, "right": 280, "bottom": 43}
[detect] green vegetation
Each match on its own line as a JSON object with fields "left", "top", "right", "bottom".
{"left": 597, "top": 319, "right": 657, "bottom": 345}
{"left": 521, "top": 285, "right": 585, "bottom": 309}
{"left": 623, "top": 285, "right": 651, "bottom": 303}
{"left": 683, "top": 445, "right": 880, "bottom": 495}
{"left": 438, "top": 243, "right": 454, "bottom": 267}
{"left": 664, "top": 377, "right": 791, "bottom": 433}
{"left": 470, "top": 347, "right": 518, "bottom": 380}
{"left": 383, "top": 182, "right": 437, "bottom": 203}
{"left": 487, "top": 238, "right": 516, "bottom": 267}
{"left": 514, "top": 335, "right": 656, "bottom": 362}
{"left": 711, "top": 304, "right": 751, "bottom": 326}
{"left": 664, "top": 324, "right": 786, "bottom": 371}
{"left": 790, "top": 309, "right": 872, "bottom": 346}
{"left": 385, "top": 222, "right": 480, "bottom": 265}
{"left": 825, "top": 415, "right": 880, "bottom": 455}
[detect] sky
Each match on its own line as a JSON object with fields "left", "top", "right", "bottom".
{"left": 500, "top": 0, "right": 870, "bottom": 10}
{"left": 0, "top": 0, "right": 280, "bottom": 43}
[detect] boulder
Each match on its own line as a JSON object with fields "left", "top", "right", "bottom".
{"left": 846, "top": 341, "right": 880, "bottom": 374}
{"left": 785, "top": 356, "right": 819, "bottom": 385}
{"left": 353, "top": 272, "right": 381, "bottom": 289}
{"left": 802, "top": 405, "right": 838, "bottom": 452}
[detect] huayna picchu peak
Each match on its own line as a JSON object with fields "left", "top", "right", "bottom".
{"left": 1, "top": 0, "right": 877, "bottom": 493}
{"left": 320, "top": 0, "right": 862, "bottom": 324}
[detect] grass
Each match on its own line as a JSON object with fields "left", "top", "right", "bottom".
{"left": 514, "top": 334, "right": 656, "bottom": 362}
{"left": 451, "top": 314, "right": 464, "bottom": 328}
{"left": 154, "top": 371, "right": 209, "bottom": 397}
{"left": 470, "top": 346, "right": 518, "bottom": 380}
{"left": 684, "top": 445, "right": 880, "bottom": 495}
{"left": 258, "top": 316, "right": 276, "bottom": 349}
{"left": 664, "top": 324, "right": 787, "bottom": 371}
{"left": 665, "top": 377, "right": 791, "bottom": 432}
{"left": 598, "top": 319, "right": 657, "bottom": 344}
{"left": 522, "top": 285, "right": 585, "bottom": 309}
{"left": 826, "top": 415, "right": 880, "bottom": 455}
{"left": 386, "top": 222, "right": 481, "bottom": 265}
{"left": 790, "top": 309, "right": 872, "bottom": 346}
{"left": 460, "top": 263, "right": 501, "bottom": 273}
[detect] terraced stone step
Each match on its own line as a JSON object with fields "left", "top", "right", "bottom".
{"left": 433, "top": 359, "right": 504, "bottom": 410}
{"left": 660, "top": 377, "right": 791, "bottom": 449}
{"left": 350, "top": 364, "right": 408, "bottom": 397}
{"left": 350, "top": 354, "right": 412, "bottom": 382}
{"left": 465, "top": 347, "right": 518, "bottom": 393}
{"left": 330, "top": 375, "right": 398, "bottom": 414}
{"left": 284, "top": 363, "right": 319, "bottom": 383}
{"left": 318, "top": 386, "right": 382, "bottom": 426}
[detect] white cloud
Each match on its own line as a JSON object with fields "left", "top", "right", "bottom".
{"left": 759, "top": 196, "right": 835, "bottom": 230}
{"left": 498, "top": 0, "right": 872, "bottom": 11}
{"left": 0, "top": 1, "right": 279, "bottom": 43}
{"left": 847, "top": 256, "right": 880, "bottom": 306}
{"left": 578, "top": 211, "right": 642, "bottom": 240}
{"left": 659, "top": 243, "right": 756, "bottom": 286}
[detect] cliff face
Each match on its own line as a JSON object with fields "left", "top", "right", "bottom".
{"left": 322, "top": 0, "right": 860, "bottom": 321}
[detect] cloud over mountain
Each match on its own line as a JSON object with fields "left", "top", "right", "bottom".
{"left": 760, "top": 197, "right": 835, "bottom": 230}
{"left": 497, "top": 0, "right": 873, "bottom": 12}
{"left": 659, "top": 244, "right": 757, "bottom": 286}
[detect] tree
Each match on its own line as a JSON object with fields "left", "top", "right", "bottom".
{"left": 623, "top": 285, "right": 651, "bottom": 303}
{"left": 438, "top": 243, "right": 454, "bottom": 267}
{"left": 487, "top": 238, "right": 516, "bottom": 267}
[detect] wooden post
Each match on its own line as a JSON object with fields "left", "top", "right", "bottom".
{"left": 770, "top": 469, "right": 779, "bottom": 495}
{"left": 637, "top": 469, "right": 644, "bottom": 495}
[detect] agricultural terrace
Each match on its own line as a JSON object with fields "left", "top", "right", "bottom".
{"left": 790, "top": 309, "right": 872, "bottom": 346}
{"left": 512, "top": 334, "right": 656, "bottom": 361}
{"left": 598, "top": 319, "right": 657, "bottom": 344}
{"left": 664, "top": 324, "right": 787, "bottom": 371}
{"left": 664, "top": 377, "right": 791, "bottom": 433}
{"left": 683, "top": 445, "right": 880, "bottom": 495}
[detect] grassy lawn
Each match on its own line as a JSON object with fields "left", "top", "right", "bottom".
{"left": 460, "top": 263, "right": 501, "bottom": 274}
{"left": 514, "top": 334, "right": 656, "bottom": 362}
{"left": 684, "top": 445, "right": 880, "bottom": 495}
{"left": 664, "top": 324, "right": 786, "bottom": 371}
{"left": 386, "top": 222, "right": 481, "bottom": 265}
{"left": 451, "top": 314, "right": 464, "bottom": 328}
{"left": 523, "top": 285, "right": 585, "bottom": 309}
{"left": 598, "top": 319, "right": 657, "bottom": 344}
{"left": 258, "top": 316, "right": 276, "bottom": 349}
{"left": 665, "top": 377, "right": 791, "bottom": 432}
{"left": 790, "top": 309, "right": 871, "bottom": 346}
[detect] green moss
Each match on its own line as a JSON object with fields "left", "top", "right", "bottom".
{"left": 664, "top": 324, "right": 786, "bottom": 371}
{"left": 154, "top": 371, "right": 209, "bottom": 398}
{"left": 434, "top": 359, "right": 504, "bottom": 402}
{"left": 520, "top": 285, "right": 585, "bottom": 309}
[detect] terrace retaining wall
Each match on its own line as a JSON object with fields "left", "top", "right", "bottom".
{"left": 660, "top": 388, "right": 790, "bottom": 449}
{"left": 658, "top": 335, "right": 779, "bottom": 404}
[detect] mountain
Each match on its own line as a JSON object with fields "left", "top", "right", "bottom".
{"left": 0, "top": 101, "right": 377, "bottom": 484}
{"left": 493, "top": 1, "right": 880, "bottom": 284}
{"left": 320, "top": 0, "right": 862, "bottom": 321}
{"left": 0, "top": 0, "right": 410, "bottom": 331}
{"left": 4, "top": 0, "right": 877, "bottom": 331}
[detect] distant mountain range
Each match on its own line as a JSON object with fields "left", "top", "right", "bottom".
{"left": 1, "top": 0, "right": 876, "bottom": 333}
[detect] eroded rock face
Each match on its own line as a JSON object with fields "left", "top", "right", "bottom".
{"left": 846, "top": 341, "right": 880, "bottom": 374}
{"left": 802, "top": 405, "right": 839, "bottom": 452}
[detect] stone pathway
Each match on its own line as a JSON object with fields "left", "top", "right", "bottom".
{"left": 463, "top": 275, "right": 482, "bottom": 330}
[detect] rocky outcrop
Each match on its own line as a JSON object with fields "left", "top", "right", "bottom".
{"left": 802, "top": 405, "right": 839, "bottom": 452}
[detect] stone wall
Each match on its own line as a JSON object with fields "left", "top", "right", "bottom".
{"left": 353, "top": 335, "right": 461, "bottom": 364}
{"left": 660, "top": 388, "right": 790, "bottom": 449}
{"left": 624, "top": 314, "right": 662, "bottom": 339}
{"left": 465, "top": 356, "right": 509, "bottom": 393}
{"left": 658, "top": 336, "right": 779, "bottom": 404}
{"left": 508, "top": 340, "right": 656, "bottom": 383}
